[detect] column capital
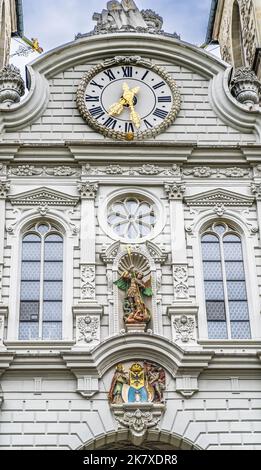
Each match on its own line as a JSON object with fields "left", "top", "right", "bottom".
{"left": 164, "top": 182, "right": 186, "bottom": 200}
{"left": 0, "top": 180, "right": 10, "bottom": 199}
{"left": 251, "top": 183, "right": 261, "bottom": 200}
{"left": 77, "top": 181, "right": 99, "bottom": 199}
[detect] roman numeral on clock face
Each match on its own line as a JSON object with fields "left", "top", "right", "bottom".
{"left": 158, "top": 96, "right": 172, "bottom": 102}
{"left": 153, "top": 81, "right": 165, "bottom": 90}
{"left": 144, "top": 119, "right": 153, "bottom": 129}
{"left": 104, "top": 69, "right": 116, "bottom": 81}
{"left": 89, "top": 106, "right": 105, "bottom": 119}
{"left": 125, "top": 122, "right": 134, "bottom": 133}
{"left": 85, "top": 95, "right": 100, "bottom": 102}
{"left": 90, "top": 80, "right": 104, "bottom": 90}
{"left": 104, "top": 117, "right": 117, "bottom": 129}
{"left": 122, "top": 66, "right": 133, "bottom": 78}
{"left": 153, "top": 108, "right": 168, "bottom": 119}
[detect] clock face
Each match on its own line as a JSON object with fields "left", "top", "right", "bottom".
{"left": 76, "top": 57, "right": 181, "bottom": 140}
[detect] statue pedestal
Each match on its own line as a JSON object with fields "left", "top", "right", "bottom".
{"left": 125, "top": 323, "right": 147, "bottom": 333}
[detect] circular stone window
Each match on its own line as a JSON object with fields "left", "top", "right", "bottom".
{"left": 107, "top": 196, "right": 157, "bottom": 241}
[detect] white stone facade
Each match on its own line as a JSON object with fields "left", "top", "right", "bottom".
{"left": 0, "top": 24, "right": 261, "bottom": 450}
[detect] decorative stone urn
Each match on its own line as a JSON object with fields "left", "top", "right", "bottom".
{"left": 0, "top": 64, "right": 25, "bottom": 104}
{"left": 230, "top": 67, "right": 261, "bottom": 105}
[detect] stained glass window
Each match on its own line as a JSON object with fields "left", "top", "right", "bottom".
{"left": 19, "top": 223, "right": 63, "bottom": 340}
{"left": 201, "top": 223, "right": 251, "bottom": 340}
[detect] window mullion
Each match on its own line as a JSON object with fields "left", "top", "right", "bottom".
{"left": 38, "top": 236, "right": 45, "bottom": 340}
{"left": 220, "top": 236, "right": 231, "bottom": 339}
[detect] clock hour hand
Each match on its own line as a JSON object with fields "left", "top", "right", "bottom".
{"left": 108, "top": 96, "right": 126, "bottom": 116}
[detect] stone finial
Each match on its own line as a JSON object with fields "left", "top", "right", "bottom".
{"left": 164, "top": 182, "right": 186, "bottom": 200}
{"left": 77, "top": 181, "right": 99, "bottom": 199}
{"left": 230, "top": 67, "right": 261, "bottom": 105}
{"left": 0, "top": 65, "right": 25, "bottom": 104}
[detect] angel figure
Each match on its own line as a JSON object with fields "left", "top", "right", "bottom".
{"left": 114, "top": 262, "right": 152, "bottom": 324}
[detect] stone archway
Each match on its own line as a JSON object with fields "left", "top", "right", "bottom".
{"left": 81, "top": 430, "right": 200, "bottom": 451}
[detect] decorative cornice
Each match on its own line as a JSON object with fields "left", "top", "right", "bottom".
{"left": 77, "top": 182, "right": 99, "bottom": 199}
{"left": 83, "top": 163, "right": 181, "bottom": 177}
{"left": 8, "top": 187, "right": 79, "bottom": 207}
{"left": 164, "top": 182, "right": 186, "bottom": 200}
{"left": 185, "top": 188, "right": 255, "bottom": 207}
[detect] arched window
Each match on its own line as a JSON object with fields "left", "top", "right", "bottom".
{"left": 19, "top": 222, "right": 63, "bottom": 340}
{"left": 201, "top": 222, "right": 251, "bottom": 340}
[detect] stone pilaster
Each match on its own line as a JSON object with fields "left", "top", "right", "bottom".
{"left": 164, "top": 182, "right": 189, "bottom": 301}
{"left": 74, "top": 181, "right": 103, "bottom": 350}
{"left": 0, "top": 181, "right": 10, "bottom": 307}
{"left": 251, "top": 183, "right": 261, "bottom": 237}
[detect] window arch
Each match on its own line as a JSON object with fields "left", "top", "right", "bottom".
{"left": 201, "top": 222, "right": 251, "bottom": 340}
{"left": 19, "top": 222, "right": 64, "bottom": 340}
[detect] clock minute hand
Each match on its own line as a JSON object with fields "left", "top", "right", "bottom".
{"left": 122, "top": 83, "right": 141, "bottom": 129}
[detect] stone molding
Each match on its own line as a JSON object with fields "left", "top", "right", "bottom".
{"left": 83, "top": 163, "right": 181, "bottom": 177}
{"left": 8, "top": 187, "right": 79, "bottom": 207}
{"left": 185, "top": 188, "right": 254, "bottom": 208}
{"left": 8, "top": 165, "right": 81, "bottom": 177}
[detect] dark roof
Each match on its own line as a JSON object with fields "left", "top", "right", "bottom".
{"left": 205, "top": 0, "right": 218, "bottom": 44}
{"left": 12, "top": 0, "right": 24, "bottom": 37}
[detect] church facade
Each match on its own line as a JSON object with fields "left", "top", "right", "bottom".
{"left": 0, "top": 0, "right": 261, "bottom": 450}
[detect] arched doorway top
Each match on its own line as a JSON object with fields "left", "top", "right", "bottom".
{"left": 79, "top": 429, "right": 202, "bottom": 451}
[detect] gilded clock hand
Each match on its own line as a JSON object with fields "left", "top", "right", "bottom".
{"left": 108, "top": 96, "right": 126, "bottom": 116}
{"left": 122, "top": 83, "right": 141, "bottom": 129}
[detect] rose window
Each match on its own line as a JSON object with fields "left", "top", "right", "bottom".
{"left": 107, "top": 197, "right": 156, "bottom": 240}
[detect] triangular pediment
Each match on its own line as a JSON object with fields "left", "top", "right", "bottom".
{"left": 185, "top": 188, "right": 254, "bottom": 207}
{"left": 9, "top": 187, "right": 79, "bottom": 207}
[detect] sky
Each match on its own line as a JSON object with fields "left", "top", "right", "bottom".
{"left": 11, "top": 0, "right": 217, "bottom": 72}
